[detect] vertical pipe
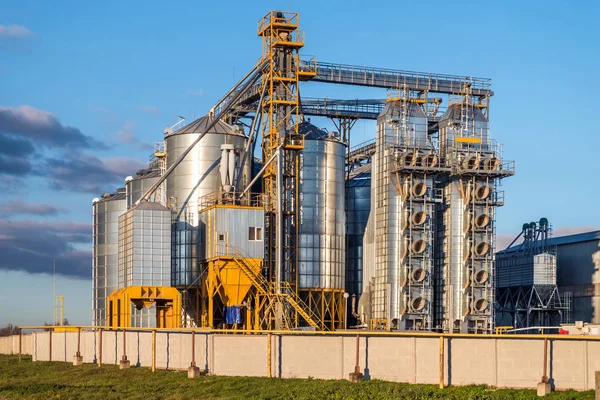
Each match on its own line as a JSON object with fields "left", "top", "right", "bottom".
{"left": 276, "top": 149, "right": 282, "bottom": 294}
{"left": 53, "top": 259, "right": 56, "bottom": 326}
{"left": 191, "top": 331, "right": 196, "bottom": 368}
{"left": 151, "top": 330, "right": 156, "bottom": 372}
{"left": 60, "top": 295, "right": 64, "bottom": 326}
{"left": 439, "top": 336, "right": 444, "bottom": 389}
{"left": 18, "top": 328, "right": 22, "bottom": 363}
{"left": 267, "top": 333, "right": 272, "bottom": 378}
{"left": 98, "top": 328, "right": 103, "bottom": 367}
{"left": 49, "top": 330, "right": 52, "bottom": 362}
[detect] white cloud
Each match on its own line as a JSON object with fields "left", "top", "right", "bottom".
{"left": 136, "top": 105, "right": 160, "bottom": 115}
{"left": 116, "top": 121, "right": 152, "bottom": 151}
{"left": 187, "top": 88, "right": 206, "bottom": 96}
{"left": 0, "top": 24, "right": 33, "bottom": 39}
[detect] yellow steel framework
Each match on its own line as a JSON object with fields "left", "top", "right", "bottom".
{"left": 256, "top": 11, "right": 343, "bottom": 330}
{"left": 259, "top": 11, "right": 306, "bottom": 328}
{"left": 107, "top": 286, "right": 182, "bottom": 329}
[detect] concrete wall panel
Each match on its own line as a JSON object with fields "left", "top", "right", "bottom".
{"left": 213, "top": 335, "right": 266, "bottom": 377}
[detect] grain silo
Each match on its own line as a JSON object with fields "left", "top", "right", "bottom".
{"left": 297, "top": 121, "right": 346, "bottom": 330}
{"left": 92, "top": 188, "right": 126, "bottom": 326}
{"left": 165, "top": 116, "right": 250, "bottom": 288}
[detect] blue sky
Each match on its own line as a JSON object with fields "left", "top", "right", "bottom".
{"left": 0, "top": 0, "right": 599, "bottom": 326}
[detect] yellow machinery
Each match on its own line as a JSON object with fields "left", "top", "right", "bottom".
{"left": 195, "top": 198, "right": 322, "bottom": 330}
{"left": 108, "top": 286, "right": 182, "bottom": 329}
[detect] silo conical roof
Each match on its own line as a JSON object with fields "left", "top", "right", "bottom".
{"left": 169, "top": 115, "right": 242, "bottom": 136}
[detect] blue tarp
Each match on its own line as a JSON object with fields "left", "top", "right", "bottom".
{"left": 224, "top": 306, "right": 242, "bottom": 324}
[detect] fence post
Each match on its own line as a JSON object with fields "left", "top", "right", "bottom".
{"left": 49, "top": 330, "right": 52, "bottom": 362}
{"left": 439, "top": 336, "right": 444, "bottom": 389}
{"left": 267, "top": 333, "right": 272, "bottom": 378}
{"left": 349, "top": 334, "right": 363, "bottom": 382}
{"left": 151, "top": 330, "right": 156, "bottom": 372}
{"left": 537, "top": 337, "right": 551, "bottom": 396}
{"left": 18, "top": 328, "right": 22, "bottom": 363}
{"left": 98, "top": 328, "right": 103, "bottom": 368}
{"left": 119, "top": 329, "right": 130, "bottom": 369}
{"left": 73, "top": 327, "right": 83, "bottom": 366}
{"left": 188, "top": 331, "right": 200, "bottom": 378}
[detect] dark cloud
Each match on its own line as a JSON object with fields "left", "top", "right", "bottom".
{"left": 41, "top": 152, "right": 147, "bottom": 193}
{"left": 0, "top": 154, "right": 31, "bottom": 175}
{"left": 0, "top": 200, "right": 64, "bottom": 217}
{"left": 0, "top": 105, "right": 103, "bottom": 149}
{"left": 0, "top": 133, "right": 35, "bottom": 156}
{"left": 0, "top": 219, "right": 91, "bottom": 279}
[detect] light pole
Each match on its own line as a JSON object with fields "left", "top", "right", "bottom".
{"left": 343, "top": 292, "right": 350, "bottom": 330}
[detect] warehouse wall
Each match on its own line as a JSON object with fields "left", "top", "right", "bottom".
{"left": 3, "top": 331, "right": 600, "bottom": 391}
{"left": 557, "top": 239, "right": 600, "bottom": 323}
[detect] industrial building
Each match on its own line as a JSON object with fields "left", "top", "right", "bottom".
{"left": 91, "top": 10, "right": 514, "bottom": 333}
{"left": 496, "top": 225, "right": 600, "bottom": 328}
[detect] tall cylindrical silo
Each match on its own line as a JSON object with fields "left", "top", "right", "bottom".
{"left": 166, "top": 116, "right": 250, "bottom": 288}
{"left": 92, "top": 188, "right": 126, "bottom": 326}
{"left": 346, "top": 164, "right": 371, "bottom": 298}
{"left": 125, "top": 168, "right": 161, "bottom": 209}
{"left": 297, "top": 121, "right": 346, "bottom": 330}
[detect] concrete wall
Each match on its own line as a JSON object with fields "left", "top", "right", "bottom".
{"left": 0, "top": 335, "right": 32, "bottom": 355}
{"left": 5, "top": 331, "right": 600, "bottom": 391}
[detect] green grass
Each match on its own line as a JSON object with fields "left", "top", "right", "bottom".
{"left": 0, "top": 355, "right": 593, "bottom": 400}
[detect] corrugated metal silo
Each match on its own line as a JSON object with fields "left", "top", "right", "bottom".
{"left": 92, "top": 188, "right": 126, "bottom": 326}
{"left": 165, "top": 116, "right": 250, "bottom": 287}
{"left": 297, "top": 121, "right": 346, "bottom": 329}
{"left": 125, "top": 168, "right": 161, "bottom": 209}
{"left": 346, "top": 163, "right": 371, "bottom": 297}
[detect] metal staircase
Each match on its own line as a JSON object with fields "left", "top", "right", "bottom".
{"left": 224, "top": 246, "right": 322, "bottom": 329}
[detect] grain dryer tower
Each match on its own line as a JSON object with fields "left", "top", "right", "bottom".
{"left": 372, "top": 90, "right": 443, "bottom": 330}
{"left": 436, "top": 85, "right": 513, "bottom": 333}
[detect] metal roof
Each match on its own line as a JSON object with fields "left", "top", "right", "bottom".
{"left": 298, "top": 121, "right": 341, "bottom": 142}
{"left": 133, "top": 202, "right": 169, "bottom": 211}
{"left": 170, "top": 115, "right": 240, "bottom": 136}
{"left": 440, "top": 104, "right": 488, "bottom": 122}
{"left": 348, "top": 163, "right": 372, "bottom": 187}
{"left": 499, "top": 230, "right": 600, "bottom": 254}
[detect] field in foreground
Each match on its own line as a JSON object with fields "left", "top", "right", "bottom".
{"left": 0, "top": 355, "right": 593, "bottom": 400}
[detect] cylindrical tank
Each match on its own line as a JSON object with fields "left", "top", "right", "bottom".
{"left": 92, "top": 188, "right": 126, "bottom": 326}
{"left": 346, "top": 164, "right": 371, "bottom": 297}
{"left": 166, "top": 116, "right": 250, "bottom": 287}
{"left": 125, "top": 168, "right": 161, "bottom": 209}
{"left": 297, "top": 121, "right": 346, "bottom": 290}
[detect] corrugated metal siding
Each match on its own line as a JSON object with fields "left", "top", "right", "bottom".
{"left": 199, "top": 207, "right": 265, "bottom": 260}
